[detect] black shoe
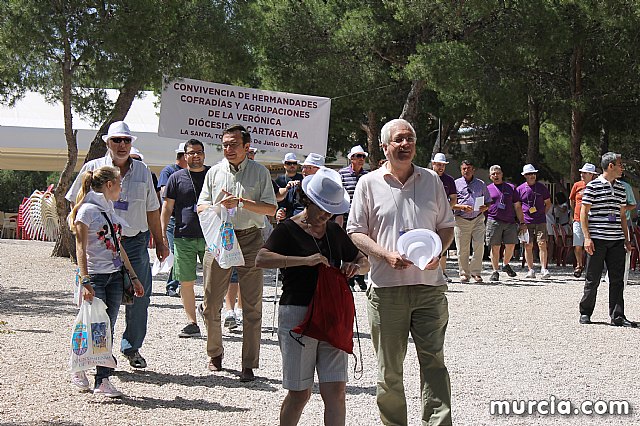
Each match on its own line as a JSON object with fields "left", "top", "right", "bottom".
{"left": 178, "top": 322, "right": 201, "bottom": 338}
{"left": 611, "top": 317, "right": 638, "bottom": 328}
{"left": 240, "top": 368, "right": 255, "bottom": 382}
{"left": 579, "top": 315, "right": 591, "bottom": 324}
{"left": 502, "top": 264, "right": 517, "bottom": 278}
{"left": 208, "top": 354, "right": 223, "bottom": 372}
{"left": 124, "top": 350, "right": 147, "bottom": 368}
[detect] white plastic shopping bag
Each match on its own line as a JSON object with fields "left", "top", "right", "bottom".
{"left": 199, "top": 206, "right": 244, "bottom": 269}
{"left": 152, "top": 252, "right": 174, "bottom": 276}
{"left": 69, "top": 298, "right": 116, "bottom": 373}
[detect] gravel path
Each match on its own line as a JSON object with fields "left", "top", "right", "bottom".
{"left": 1, "top": 239, "right": 639, "bottom": 425}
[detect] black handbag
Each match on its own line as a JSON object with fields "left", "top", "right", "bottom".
{"left": 101, "top": 212, "right": 135, "bottom": 305}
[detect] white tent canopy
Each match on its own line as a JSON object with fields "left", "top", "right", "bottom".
{"left": 0, "top": 90, "right": 327, "bottom": 172}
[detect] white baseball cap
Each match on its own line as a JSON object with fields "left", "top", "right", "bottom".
{"left": 283, "top": 153, "right": 298, "bottom": 164}
{"left": 521, "top": 164, "right": 539, "bottom": 175}
{"left": 432, "top": 153, "right": 449, "bottom": 164}
{"left": 302, "top": 153, "right": 325, "bottom": 168}
{"left": 129, "top": 146, "right": 144, "bottom": 160}
{"left": 175, "top": 142, "right": 186, "bottom": 153}
{"left": 102, "top": 121, "right": 137, "bottom": 142}
{"left": 301, "top": 168, "right": 350, "bottom": 215}
{"left": 348, "top": 145, "right": 368, "bottom": 159}
{"left": 579, "top": 163, "right": 598, "bottom": 174}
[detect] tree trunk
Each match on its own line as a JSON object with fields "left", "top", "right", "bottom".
{"left": 527, "top": 95, "right": 540, "bottom": 165}
{"left": 430, "top": 120, "right": 460, "bottom": 161}
{"left": 52, "top": 45, "right": 78, "bottom": 260}
{"left": 570, "top": 44, "right": 584, "bottom": 183}
{"left": 399, "top": 80, "right": 425, "bottom": 126}
{"left": 84, "top": 79, "right": 144, "bottom": 162}
{"left": 599, "top": 123, "right": 609, "bottom": 156}
{"left": 360, "top": 111, "right": 383, "bottom": 169}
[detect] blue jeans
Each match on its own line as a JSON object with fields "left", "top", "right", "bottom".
{"left": 120, "top": 231, "right": 152, "bottom": 355}
{"left": 166, "top": 216, "right": 180, "bottom": 292}
{"left": 90, "top": 271, "right": 123, "bottom": 385}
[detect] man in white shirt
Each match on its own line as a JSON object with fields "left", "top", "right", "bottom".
{"left": 197, "top": 124, "right": 277, "bottom": 382}
{"left": 347, "top": 118, "right": 455, "bottom": 425}
{"left": 66, "top": 121, "right": 169, "bottom": 369}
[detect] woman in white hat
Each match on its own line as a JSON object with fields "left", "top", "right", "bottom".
{"left": 256, "top": 168, "right": 369, "bottom": 426}
{"left": 569, "top": 163, "right": 599, "bottom": 277}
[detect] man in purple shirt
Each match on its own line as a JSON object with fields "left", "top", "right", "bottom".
{"left": 454, "top": 160, "right": 491, "bottom": 283}
{"left": 431, "top": 153, "right": 457, "bottom": 282}
{"left": 516, "top": 164, "right": 552, "bottom": 279}
{"left": 486, "top": 165, "right": 527, "bottom": 281}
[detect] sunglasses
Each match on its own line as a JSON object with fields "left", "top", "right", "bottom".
{"left": 284, "top": 162, "right": 298, "bottom": 166}
{"left": 110, "top": 137, "right": 132, "bottom": 144}
{"left": 352, "top": 154, "right": 366, "bottom": 159}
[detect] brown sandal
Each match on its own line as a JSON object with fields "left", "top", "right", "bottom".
{"left": 573, "top": 266, "right": 583, "bottom": 278}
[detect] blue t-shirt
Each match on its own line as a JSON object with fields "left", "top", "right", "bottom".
{"left": 165, "top": 167, "right": 210, "bottom": 238}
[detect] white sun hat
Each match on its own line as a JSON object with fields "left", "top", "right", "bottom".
{"left": 175, "top": 142, "right": 186, "bottom": 153}
{"left": 282, "top": 152, "right": 298, "bottom": 163}
{"left": 101, "top": 121, "right": 137, "bottom": 142}
{"left": 129, "top": 146, "right": 144, "bottom": 160}
{"left": 302, "top": 153, "right": 325, "bottom": 168}
{"left": 432, "top": 153, "right": 449, "bottom": 164}
{"left": 521, "top": 164, "right": 539, "bottom": 175}
{"left": 397, "top": 229, "right": 442, "bottom": 270}
{"left": 348, "top": 145, "right": 368, "bottom": 159}
{"left": 301, "top": 167, "right": 350, "bottom": 215}
{"left": 579, "top": 163, "right": 598, "bottom": 174}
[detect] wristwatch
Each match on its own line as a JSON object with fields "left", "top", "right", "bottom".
{"left": 81, "top": 276, "right": 91, "bottom": 285}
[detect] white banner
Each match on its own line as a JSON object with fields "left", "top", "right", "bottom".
{"left": 158, "top": 77, "right": 331, "bottom": 156}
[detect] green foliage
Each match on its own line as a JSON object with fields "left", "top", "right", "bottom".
{"left": 0, "top": 170, "right": 60, "bottom": 212}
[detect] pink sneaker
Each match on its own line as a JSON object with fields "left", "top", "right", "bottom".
{"left": 93, "top": 378, "right": 123, "bottom": 398}
{"left": 70, "top": 371, "right": 90, "bottom": 391}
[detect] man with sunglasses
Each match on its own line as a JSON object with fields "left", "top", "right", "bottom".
{"left": 275, "top": 152, "right": 303, "bottom": 190}
{"left": 516, "top": 164, "right": 552, "bottom": 279}
{"left": 197, "top": 124, "right": 277, "bottom": 381}
{"left": 338, "top": 145, "right": 370, "bottom": 290}
{"left": 66, "top": 120, "right": 169, "bottom": 370}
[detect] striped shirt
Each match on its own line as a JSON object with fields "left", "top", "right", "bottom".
{"left": 339, "top": 165, "right": 369, "bottom": 201}
{"left": 581, "top": 176, "right": 626, "bottom": 240}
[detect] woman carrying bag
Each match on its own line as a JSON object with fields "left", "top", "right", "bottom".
{"left": 68, "top": 166, "right": 143, "bottom": 398}
{"left": 256, "top": 168, "right": 369, "bottom": 426}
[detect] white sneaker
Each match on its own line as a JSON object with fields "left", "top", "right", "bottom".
{"left": 93, "top": 378, "right": 123, "bottom": 398}
{"left": 540, "top": 269, "right": 551, "bottom": 279}
{"left": 223, "top": 309, "right": 237, "bottom": 330}
{"left": 235, "top": 308, "right": 243, "bottom": 328}
{"left": 71, "top": 371, "right": 90, "bottom": 391}
{"left": 525, "top": 269, "right": 536, "bottom": 279}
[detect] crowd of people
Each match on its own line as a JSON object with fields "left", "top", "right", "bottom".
{"left": 66, "top": 119, "right": 637, "bottom": 425}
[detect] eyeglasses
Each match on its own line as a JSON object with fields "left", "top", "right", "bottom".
{"left": 222, "top": 142, "right": 241, "bottom": 150}
{"left": 353, "top": 154, "right": 367, "bottom": 159}
{"left": 110, "top": 137, "right": 132, "bottom": 144}
{"left": 185, "top": 151, "right": 204, "bottom": 156}
{"left": 284, "top": 161, "right": 298, "bottom": 166}
{"left": 390, "top": 136, "right": 416, "bottom": 146}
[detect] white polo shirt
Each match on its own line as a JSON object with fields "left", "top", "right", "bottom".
{"left": 66, "top": 154, "right": 159, "bottom": 237}
{"left": 347, "top": 164, "right": 455, "bottom": 288}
